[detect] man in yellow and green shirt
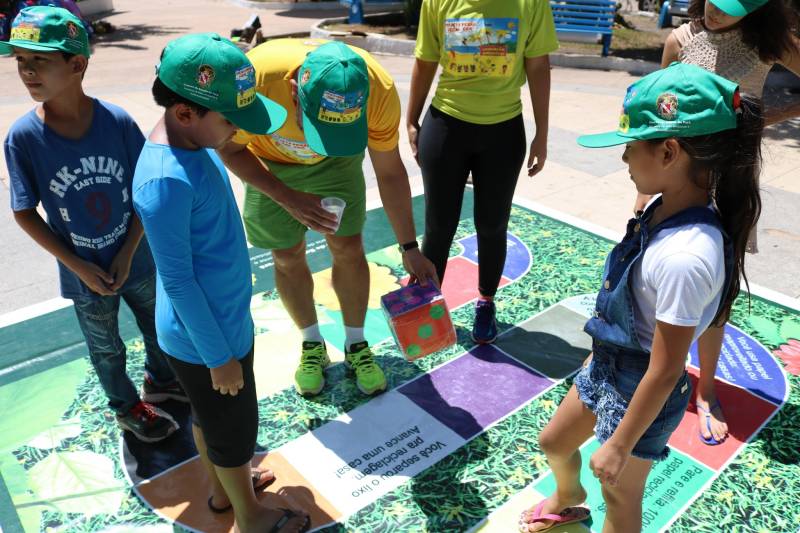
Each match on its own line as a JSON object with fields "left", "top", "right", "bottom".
{"left": 219, "top": 38, "right": 436, "bottom": 397}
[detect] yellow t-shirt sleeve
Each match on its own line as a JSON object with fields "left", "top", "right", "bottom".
{"left": 367, "top": 83, "right": 401, "bottom": 152}
{"left": 524, "top": 0, "right": 559, "bottom": 58}
{"left": 231, "top": 128, "right": 256, "bottom": 147}
{"left": 414, "top": 0, "right": 441, "bottom": 62}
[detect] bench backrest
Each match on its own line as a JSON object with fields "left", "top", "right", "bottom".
{"left": 550, "top": 0, "right": 616, "bottom": 34}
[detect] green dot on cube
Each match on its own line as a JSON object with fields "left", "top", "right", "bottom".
{"left": 407, "top": 344, "right": 421, "bottom": 356}
{"left": 418, "top": 324, "right": 433, "bottom": 339}
{"left": 429, "top": 304, "right": 445, "bottom": 319}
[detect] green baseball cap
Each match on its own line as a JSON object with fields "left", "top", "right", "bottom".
{"left": 157, "top": 33, "right": 287, "bottom": 135}
{"left": 296, "top": 41, "right": 370, "bottom": 157}
{"left": 709, "top": 0, "right": 769, "bottom": 16}
{"left": 578, "top": 62, "right": 741, "bottom": 148}
{"left": 0, "top": 6, "right": 90, "bottom": 57}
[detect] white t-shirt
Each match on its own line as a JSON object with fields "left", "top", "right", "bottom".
{"left": 631, "top": 211, "right": 726, "bottom": 351}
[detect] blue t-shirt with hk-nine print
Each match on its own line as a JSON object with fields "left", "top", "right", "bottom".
{"left": 4, "top": 99, "right": 155, "bottom": 300}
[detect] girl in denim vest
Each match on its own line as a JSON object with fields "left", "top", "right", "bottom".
{"left": 519, "top": 62, "right": 762, "bottom": 532}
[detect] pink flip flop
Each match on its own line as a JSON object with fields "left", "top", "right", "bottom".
{"left": 518, "top": 500, "right": 591, "bottom": 532}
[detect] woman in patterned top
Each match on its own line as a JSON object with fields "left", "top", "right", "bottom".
{"left": 635, "top": 0, "right": 800, "bottom": 447}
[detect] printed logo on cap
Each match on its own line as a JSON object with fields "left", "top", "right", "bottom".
{"left": 656, "top": 93, "right": 679, "bottom": 121}
{"left": 11, "top": 22, "right": 40, "bottom": 42}
{"left": 197, "top": 65, "right": 215, "bottom": 88}
{"left": 235, "top": 64, "right": 256, "bottom": 108}
{"left": 618, "top": 113, "right": 630, "bottom": 133}
{"left": 66, "top": 20, "right": 78, "bottom": 38}
{"left": 317, "top": 90, "right": 365, "bottom": 124}
{"left": 301, "top": 68, "right": 311, "bottom": 85}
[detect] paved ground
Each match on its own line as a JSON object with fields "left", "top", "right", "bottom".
{"left": 1, "top": 0, "right": 799, "bottom": 315}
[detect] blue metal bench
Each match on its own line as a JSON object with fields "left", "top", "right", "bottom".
{"left": 550, "top": 0, "right": 616, "bottom": 57}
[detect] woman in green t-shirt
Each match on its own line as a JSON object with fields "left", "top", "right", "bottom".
{"left": 406, "top": 0, "right": 559, "bottom": 343}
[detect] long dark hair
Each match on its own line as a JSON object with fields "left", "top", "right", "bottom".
{"left": 671, "top": 97, "right": 763, "bottom": 323}
{"left": 688, "top": 0, "right": 799, "bottom": 63}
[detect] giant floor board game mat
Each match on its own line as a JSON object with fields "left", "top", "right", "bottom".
{"left": 1, "top": 192, "right": 799, "bottom": 532}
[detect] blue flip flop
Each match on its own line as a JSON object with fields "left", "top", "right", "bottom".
{"left": 698, "top": 401, "right": 726, "bottom": 446}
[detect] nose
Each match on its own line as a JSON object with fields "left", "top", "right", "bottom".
{"left": 621, "top": 146, "right": 629, "bottom": 163}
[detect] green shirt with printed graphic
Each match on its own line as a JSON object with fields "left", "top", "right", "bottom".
{"left": 415, "top": 0, "right": 558, "bottom": 124}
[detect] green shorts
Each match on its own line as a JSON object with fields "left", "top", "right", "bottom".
{"left": 243, "top": 154, "right": 367, "bottom": 250}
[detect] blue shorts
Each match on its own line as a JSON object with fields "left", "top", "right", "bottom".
{"left": 574, "top": 343, "right": 691, "bottom": 461}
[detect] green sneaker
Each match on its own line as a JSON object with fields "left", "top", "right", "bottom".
{"left": 345, "top": 341, "right": 387, "bottom": 395}
{"left": 294, "top": 341, "right": 330, "bottom": 396}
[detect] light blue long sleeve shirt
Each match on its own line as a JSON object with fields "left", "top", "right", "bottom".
{"left": 132, "top": 142, "right": 253, "bottom": 367}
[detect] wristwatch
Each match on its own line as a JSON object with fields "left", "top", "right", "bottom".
{"left": 398, "top": 240, "right": 419, "bottom": 254}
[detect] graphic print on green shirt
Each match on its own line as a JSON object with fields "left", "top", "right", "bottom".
{"left": 443, "top": 17, "right": 519, "bottom": 78}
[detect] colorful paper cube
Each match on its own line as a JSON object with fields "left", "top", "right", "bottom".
{"left": 381, "top": 283, "right": 456, "bottom": 361}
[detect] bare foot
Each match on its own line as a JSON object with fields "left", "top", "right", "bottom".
{"left": 209, "top": 469, "right": 275, "bottom": 511}
{"left": 696, "top": 389, "right": 728, "bottom": 443}
{"left": 237, "top": 506, "right": 309, "bottom": 533}
{"left": 519, "top": 487, "right": 588, "bottom": 532}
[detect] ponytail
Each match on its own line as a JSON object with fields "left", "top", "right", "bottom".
{"left": 675, "top": 97, "right": 764, "bottom": 323}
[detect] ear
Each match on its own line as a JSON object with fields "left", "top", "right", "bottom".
{"left": 70, "top": 55, "right": 88, "bottom": 76}
{"left": 289, "top": 78, "right": 298, "bottom": 102}
{"left": 172, "top": 103, "right": 195, "bottom": 126}
{"left": 661, "top": 138, "right": 681, "bottom": 168}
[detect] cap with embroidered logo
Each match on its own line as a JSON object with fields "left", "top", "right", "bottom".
{"left": 296, "top": 41, "right": 370, "bottom": 157}
{"left": 0, "top": 6, "right": 89, "bottom": 57}
{"left": 577, "top": 62, "right": 741, "bottom": 148}
{"left": 157, "top": 32, "right": 287, "bottom": 135}
{"left": 709, "top": 0, "right": 769, "bottom": 16}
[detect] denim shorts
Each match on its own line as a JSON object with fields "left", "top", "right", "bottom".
{"left": 574, "top": 345, "right": 691, "bottom": 461}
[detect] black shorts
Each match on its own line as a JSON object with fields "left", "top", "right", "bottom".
{"left": 166, "top": 344, "right": 257, "bottom": 468}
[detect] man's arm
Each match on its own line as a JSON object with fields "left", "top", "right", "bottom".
{"left": 217, "top": 141, "right": 337, "bottom": 232}
{"left": 525, "top": 55, "right": 551, "bottom": 177}
{"left": 368, "top": 146, "right": 438, "bottom": 286}
{"left": 13, "top": 209, "right": 115, "bottom": 295}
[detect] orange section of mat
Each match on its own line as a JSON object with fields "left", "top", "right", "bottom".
{"left": 137, "top": 451, "right": 340, "bottom": 532}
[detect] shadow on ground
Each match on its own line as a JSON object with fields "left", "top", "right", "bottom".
{"left": 93, "top": 18, "right": 189, "bottom": 50}
{"left": 764, "top": 117, "right": 800, "bottom": 149}
{"left": 275, "top": 8, "right": 348, "bottom": 19}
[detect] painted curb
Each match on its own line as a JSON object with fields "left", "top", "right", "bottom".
{"left": 227, "top": 0, "right": 403, "bottom": 12}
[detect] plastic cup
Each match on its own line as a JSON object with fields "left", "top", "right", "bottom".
{"left": 321, "top": 196, "right": 346, "bottom": 232}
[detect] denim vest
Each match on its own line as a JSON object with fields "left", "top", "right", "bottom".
{"left": 584, "top": 197, "right": 734, "bottom": 357}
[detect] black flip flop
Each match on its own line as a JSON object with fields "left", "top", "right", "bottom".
{"left": 269, "top": 508, "right": 310, "bottom": 533}
{"left": 207, "top": 469, "right": 276, "bottom": 513}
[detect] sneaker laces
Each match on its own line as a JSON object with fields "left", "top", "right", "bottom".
{"left": 130, "top": 401, "right": 159, "bottom": 422}
{"left": 347, "top": 343, "right": 376, "bottom": 371}
{"left": 299, "top": 344, "right": 326, "bottom": 373}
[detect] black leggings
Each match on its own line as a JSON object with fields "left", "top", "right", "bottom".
{"left": 418, "top": 106, "right": 526, "bottom": 297}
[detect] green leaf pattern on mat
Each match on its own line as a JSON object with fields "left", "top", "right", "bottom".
{"left": 3, "top": 204, "right": 799, "bottom": 532}
{"left": 27, "top": 417, "right": 82, "bottom": 450}
{"left": 0, "top": 358, "right": 88, "bottom": 453}
{"left": 28, "top": 451, "right": 125, "bottom": 517}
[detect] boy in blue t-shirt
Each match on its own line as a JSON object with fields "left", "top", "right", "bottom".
{"left": 132, "top": 33, "right": 308, "bottom": 531}
{"left": 2, "top": 6, "right": 184, "bottom": 443}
